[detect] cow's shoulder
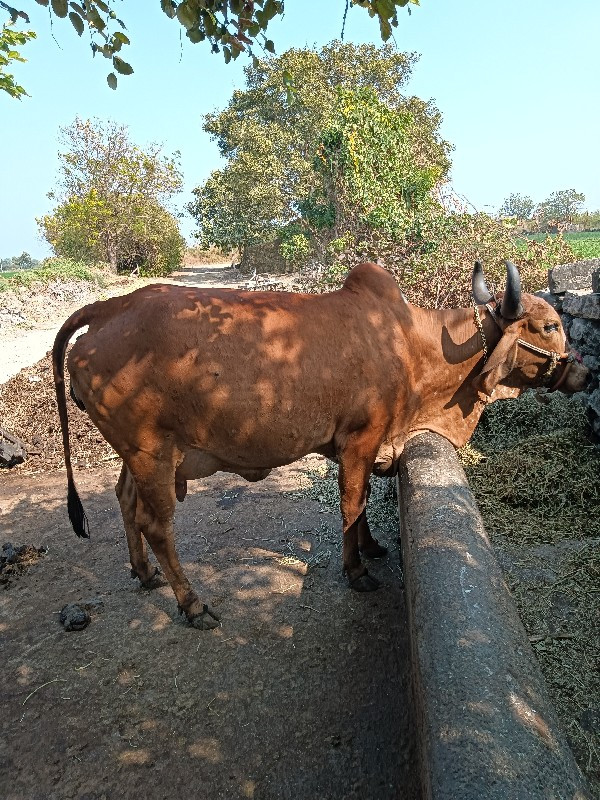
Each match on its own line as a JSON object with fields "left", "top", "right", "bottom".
{"left": 342, "top": 262, "right": 403, "bottom": 303}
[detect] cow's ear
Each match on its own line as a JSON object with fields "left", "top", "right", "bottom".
{"left": 473, "top": 328, "right": 520, "bottom": 397}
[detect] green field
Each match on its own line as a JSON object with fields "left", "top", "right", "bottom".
{"left": 521, "top": 231, "right": 600, "bottom": 260}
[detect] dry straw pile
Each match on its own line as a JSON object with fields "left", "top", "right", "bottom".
{"left": 460, "top": 391, "right": 599, "bottom": 790}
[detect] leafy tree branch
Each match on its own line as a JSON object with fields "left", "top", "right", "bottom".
{"left": 1, "top": 1, "right": 421, "bottom": 96}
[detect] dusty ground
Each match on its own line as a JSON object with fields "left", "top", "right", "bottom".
{"left": 1, "top": 461, "right": 415, "bottom": 800}
{"left": 0, "top": 264, "right": 417, "bottom": 800}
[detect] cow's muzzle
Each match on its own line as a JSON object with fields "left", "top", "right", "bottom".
{"left": 516, "top": 340, "right": 589, "bottom": 392}
{"left": 548, "top": 351, "right": 589, "bottom": 393}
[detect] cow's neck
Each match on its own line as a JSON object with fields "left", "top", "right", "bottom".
{"left": 403, "top": 303, "right": 504, "bottom": 448}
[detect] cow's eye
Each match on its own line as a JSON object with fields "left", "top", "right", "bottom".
{"left": 544, "top": 323, "right": 559, "bottom": 333}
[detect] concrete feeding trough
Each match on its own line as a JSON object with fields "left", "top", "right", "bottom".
{"left": 397, "top": 431, "right": 591, "bottom": 799}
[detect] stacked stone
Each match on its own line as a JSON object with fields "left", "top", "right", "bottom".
{"left": 542, "top": 259, "right": 600, "bottom": 437}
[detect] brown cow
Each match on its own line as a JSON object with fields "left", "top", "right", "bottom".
{"left": 52, "top": 261, "right": 588, "bottom": 629}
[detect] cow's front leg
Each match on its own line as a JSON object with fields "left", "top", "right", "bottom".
{"left": 338, "top": 435, "right": 382, "bottom": 592}
{"left": 357, "top": 482, "right": 388, "bottom": 559}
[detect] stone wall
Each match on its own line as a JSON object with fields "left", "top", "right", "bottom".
{"left": 540, "top": 261, "right": 600, "bottom": 437}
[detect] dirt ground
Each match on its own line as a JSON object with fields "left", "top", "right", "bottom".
{"left": 0, "top": 264, "right": 417, "bottom": 800}
{"left": 1, "top": 460, "right": 415, "bottom": 800}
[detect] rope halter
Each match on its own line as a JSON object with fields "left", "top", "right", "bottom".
{"left": 472, "top": 299, "right": 574, "bottom": 390}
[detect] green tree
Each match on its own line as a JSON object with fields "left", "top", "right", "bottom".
{"left": 314, "top": 86, "right": 445, "bottom": 241}
{"left": 13, "top": 250, "right": 36, "bottom": 268}
{"left": 38, "top": 117, "right": 185, "bottom": 275}
{"left": 2, "top": 1, "right": 421, "bottom": 95}
{"left": 535, "top": 189, "right": 586, "bottom": 224}
{"left": 498, "top": 193, "right": 534, "bottom": 220}
{"left": 0, "top": 19, "right": 35, "bottom": 98}
{"left": 0, "top": 250, "right": 38, "bottom": 269}
{"left": 187, "top": 42, "right": 450, "bottom": 256}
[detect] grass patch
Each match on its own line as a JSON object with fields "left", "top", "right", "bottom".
{"left": 0, "top": 258, "right": 107, "bottom": 292}
{"left": 518, "top": 232, "right": 600, "bottom": 260}
{"left": 568, "top": 236, "right": 600, "bottom": 260}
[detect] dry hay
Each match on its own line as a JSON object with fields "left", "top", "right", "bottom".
{"left": 461, "top": 392, "right": 599, "bottom": 544}
{"left": 459, "top": 390, "right": 599, "bottom": 791}
{"left": 0, "top": 352, "right": 116, "bottom": 474}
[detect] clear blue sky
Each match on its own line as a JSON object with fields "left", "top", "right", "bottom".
{"left": 1, "top": 0, "right": 599, "bottom": 259}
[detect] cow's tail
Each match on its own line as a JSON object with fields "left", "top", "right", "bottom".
{"left": 52, "top": 305, "right": 96, "bottom": 539}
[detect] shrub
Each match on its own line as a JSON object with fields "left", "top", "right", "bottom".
{"left": 309, "top": 209, "right": 575, "bottom": 308}
{"left": 0, "top": 257, "right": 106, "bottom": 291}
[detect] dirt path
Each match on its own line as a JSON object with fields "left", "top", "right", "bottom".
{"left": 0, "top": 262, "right": 247, "bottom": 384}
{"left": 0, "top": 264, "right": 417, "bottom": 799}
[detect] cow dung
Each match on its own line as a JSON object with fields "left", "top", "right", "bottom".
{"left": 59, "top": 603, "right": 91, "bottom": 631}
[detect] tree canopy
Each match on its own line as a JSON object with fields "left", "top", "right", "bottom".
{"left": 535, "top": 189, "right": 586, "bottom": 225}
{"left": 187, "top": 41, "right": 450, "bottom": 253}
{"left": 1, "top": 0, "right": 421, "bottom": 95}
{"left": 498, "top": 193, "right": 534, "bottom": 221}
{"left": 188, "top": 41, "right": 574, "bottom": 307}
{"left": 39, "top": 117, "right": 185, "bottom": 275}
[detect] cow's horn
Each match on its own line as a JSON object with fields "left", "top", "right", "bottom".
{"left": 500, "top": 261, "right": 524, "bottom": 319}
{"left": 472, "top": 261, "right": 494, "bottom": 304}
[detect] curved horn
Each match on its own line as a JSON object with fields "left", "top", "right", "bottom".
{"left": 500, "top": 261, "right": 524, "bottom": 319}
{"left": 472, "top": 261, "right": 494, "bottom": 304}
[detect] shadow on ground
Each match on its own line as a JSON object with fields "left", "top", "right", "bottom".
{"left": 0, "top": 459, "right": 417, "bottom": 800}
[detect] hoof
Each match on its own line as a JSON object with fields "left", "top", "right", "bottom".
{"left": 349, "top": 573, "right": 381, "bottom": 592}
{"left": 188, "top": 604, "right": 221, "bottom": 630}
{"left": 361, "top": 542, "right": 388, "bottom": 559}
{"left": 135, "top": 566, "right": 163, "bottom": 590}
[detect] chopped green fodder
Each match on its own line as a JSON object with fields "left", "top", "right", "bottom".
{"left": 460, "top": 390, "right": 599, "bottom": 790}
{"left": 461, "top": 391, "right": 599, "bottom": 544}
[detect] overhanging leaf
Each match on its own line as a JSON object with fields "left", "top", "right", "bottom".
{"left": 186, "top": 27, "right": 204, "bottom": 43}
{"left": 51, "top": 0, "right": 69, "bottom": 18}
{"left": 160, "top": 0, "right": 176, "bottom": 19}
{"left": 112, "top": 55, "right": 133, "bottom": 75}
{"left": 86, "top": 8, "right": 106, "bottom": 31}
{"left": 68, "top": 11, "right": 84, "bottom": 35}
{"left": 106, "top": 71, "right": 117, "bottom": 89}
{"left": 176, "top": 2, "right": 197, "bottom": 30}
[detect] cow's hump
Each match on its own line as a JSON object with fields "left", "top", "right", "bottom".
{"left": 342, "top": 262, "right": 403, "bottom": 303}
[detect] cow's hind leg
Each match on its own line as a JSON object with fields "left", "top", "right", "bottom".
{"left": 115, "top": 463, "right": 161, "bottom": 588}
{"left": 338, "top": 432, "right": 382, "bottom": 592}
{"left": 130, "top": 455, "right": 219, "bottom": 630}
{"left": 357, "top": 482, "right": 388, "bottom": 559}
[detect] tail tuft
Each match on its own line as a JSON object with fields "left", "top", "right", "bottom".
{"left": 68, "top": 478, "right": 90, "bottom": 538}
